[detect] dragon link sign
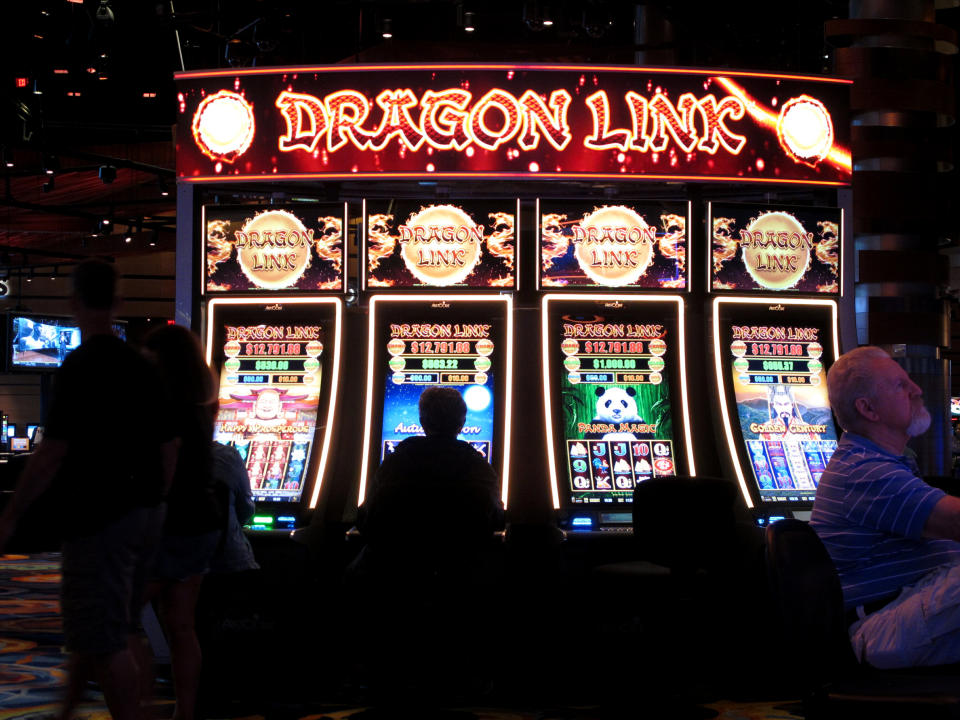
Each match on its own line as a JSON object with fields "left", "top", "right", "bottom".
{"left": 176, "top": 64, "right": 851, "bottom": 185}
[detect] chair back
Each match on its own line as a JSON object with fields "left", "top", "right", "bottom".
{"left": 765, "top": 518, "right": 857, "bottom": 684}
{"left": 632, "top": 475, "right": 739, "bottom": 573}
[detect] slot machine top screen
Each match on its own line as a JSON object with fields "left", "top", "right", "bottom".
{"left": 546, "top": 298, "right": 684, "bottom": 508}
{"left": 203, "top": 203, "right": 346, "bottom": 294}
{"left": 209, "top": 304, "right": 329, "bottom": 505}
{"left": 716, "top": 300, "right": 839, "bottom": 506}
{"left": 709, "top": 203, "right": 842, "bottom": 295}
{"left": 364, "top": 200, "right": 518, "bottom": 290}
{"left": 539, "top": 200, "right": 688, "bottom": 290}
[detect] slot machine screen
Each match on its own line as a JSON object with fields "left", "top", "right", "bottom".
{"left": 544, "top": 296, "right": 689, "bottom": 509}
{"left": 361, "top": 296, "right": 511, "bottom": 502}
{"left": 715, "top": 299, "right": 839, "bottom": 507}
{"left": 208, "top": 300, "right": 340, "bottom": 506}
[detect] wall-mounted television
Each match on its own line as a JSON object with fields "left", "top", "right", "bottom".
{"left": 7, "top": 314, "right": 127, "bottom": 371}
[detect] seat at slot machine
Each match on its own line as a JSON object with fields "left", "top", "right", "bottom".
{"left": 765, "top": 518, "right": 960, "bottom": 719}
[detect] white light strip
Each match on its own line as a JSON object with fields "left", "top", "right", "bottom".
{"left": 542, "top": 293, "right": 692, "bottom": 510}
{"left": 712, "top": 296, "right": 839, "bottom": 509}
{"left": 534, "top": 197, "right": 541, "bottom": 292}
{"left": 358, "top": 294, "right": 513, "bottom": 508}
{"left": 360, "top": 198, "right": 367, "bottom": 292}
{"left": 308, "top": 297, "right": 343, "bottom": 509}
{"left": 541, "top": 295, "right": 561, "bottom": 509}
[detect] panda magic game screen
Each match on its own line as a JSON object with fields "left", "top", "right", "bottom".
{"left": 552, "top": 302, "right": 678, "bottom": 505}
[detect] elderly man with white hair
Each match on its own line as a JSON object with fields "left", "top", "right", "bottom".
{"left": 810, "top": 345, "right": 960, "bottom": 668}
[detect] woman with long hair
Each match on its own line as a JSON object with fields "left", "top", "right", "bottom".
{"left": 142, "top": 324, "right": 221, "bottom": 720}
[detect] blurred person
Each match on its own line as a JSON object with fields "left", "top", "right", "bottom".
{"left": 141, "top": 325, "right": 222, "bottom": 720}
{"left": 0, "top": 259, "right": 175, "bottom": 720}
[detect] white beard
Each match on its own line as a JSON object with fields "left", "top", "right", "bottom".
{"left": 907, "top": 406, "right": 931, "bottom": 437}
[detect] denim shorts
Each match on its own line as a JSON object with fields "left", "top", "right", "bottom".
{"left": 61, "top": 505, "right": 164, "bottom": 655}
{"left": 152, "top": 530, "right": 220, "bottom": 582}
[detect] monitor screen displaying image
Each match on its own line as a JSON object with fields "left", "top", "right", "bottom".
{"left": 716, "top": 301, "right": 840, "bottom": 505}
{"left": 10, "top": 315, "right": 81, "bottom": 369}
{"left": 548, "top": 301, "right": 680, "bottom": 506}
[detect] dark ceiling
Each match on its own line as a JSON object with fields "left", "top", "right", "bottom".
{"left": 0, "top": 0, "right": 924, "bottom": 280}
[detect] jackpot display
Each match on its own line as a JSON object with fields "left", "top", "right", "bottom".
{"left": 543, "top": 296, "right": 691, "bottom": 509}
{"left": 360, "top": 296, "right": 512, "bottom": 503}
{"left": 203, "top": 204, "right": 346, "bottom": 293}
{"left": 709, "top": 203, "right": 842, "bottom": 294}
{"left": 714, "top": 299, "right": 839, "bottom": 506}
{"left": 364, "top": 200, "right": 517, "bottom": 289}
{"left": 207, "top": 299, "right": 341, "bottom": 508}
{"left": 538, "top": 200, "right": 688, "bottom": 289}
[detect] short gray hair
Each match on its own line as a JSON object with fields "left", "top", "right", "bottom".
{"left": 827, "top": 345, "right": 890, "bottom": 432}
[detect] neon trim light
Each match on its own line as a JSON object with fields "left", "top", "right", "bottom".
{"left": 205, "top": 296, "right": 343, "bottom": 511}
{"left": 359, "top": 294, "right": 514, "bottom": 508}
{"left": 711, "top": 296, "right": 839, "bottom": 509}
{"left": 542, "top": 293, "right": 695, "bottom": 510}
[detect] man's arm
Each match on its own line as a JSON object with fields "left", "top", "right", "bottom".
{"left": 923, "top": 494, "right": 960, "bottom": 541}
{"left": 0, "top": 439, "right": 68, "bottom": 551}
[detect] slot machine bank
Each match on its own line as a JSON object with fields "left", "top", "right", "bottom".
{"left": 173, "top": 64, "right": 852, "bottom": 540}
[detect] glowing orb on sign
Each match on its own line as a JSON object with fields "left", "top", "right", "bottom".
{"left": 398, "top": 205, "right": 483, "bottom": 286}
{"left": 464, "top": 385, "right": 491, "bottom": 412}
{"left": 741, "top": 211, "right": 812, "bottom": 291}
{"left": 191, "top": 90, "right": 255, "bottom": 163}
{"left": 235, "top": 210, "right": 313, "bottom": 290}
{"left": 777, "top": 95, "right": 833, "bottom": 167}
{"left": 572, "top": 206, "right": 656, "bottom": 287}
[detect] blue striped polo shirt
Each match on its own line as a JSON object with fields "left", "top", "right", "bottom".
{"left": 810, "top": 432, "right": 960, "bottom": 610}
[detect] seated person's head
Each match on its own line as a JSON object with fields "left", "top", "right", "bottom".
{"left": 419, "top": 386, "right": 466, "bottom": 439}
{"left": 827, "top": 345, "right": 929, "bottom": 439}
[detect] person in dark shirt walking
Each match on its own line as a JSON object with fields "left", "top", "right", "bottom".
{"left": 0, "top": 259, "right": 176, "bottom": 720}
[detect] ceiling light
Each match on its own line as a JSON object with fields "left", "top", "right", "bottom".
{"left": 463, "top": 11, "right": 475, "bottom": 32}
{"left": 381, "top": 18, "right": 393, "bottom": 39}
{"left": 42, "top": 177, "right": 55, "bottom": 193}
{"left": 95, "top": 0, "right": 115, "bottom": 26}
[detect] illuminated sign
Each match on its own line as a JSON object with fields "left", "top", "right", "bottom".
{"left": 709, "top": 203, "right": 841, "bottom": 294}
{"left": 176, "top": 64, "right": 851, "bottom": 185}
{"left": 364, "top": 199, "right": 517, "bottom": 289}
{"left": 539, "top": 200, "right": 687, "bottom": 289}
{"left": 203, "top": 204, "right": 346, "bottom": 293}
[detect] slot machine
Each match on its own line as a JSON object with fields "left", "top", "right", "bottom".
{"left": 708, "top": 202, "right": 845, "bottom": 524}
{"left": 538, "top": 199, "right": 696, "bottom": 534}
{"left": 356, "top": 199, "right": 517, "bottom": 513}
{"left": 201, "top": 203, "right": 347, "bottom": 533}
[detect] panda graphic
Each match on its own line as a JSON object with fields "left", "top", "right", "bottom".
{"left": 588, "top": 386, "right": 647, "bottom": 442}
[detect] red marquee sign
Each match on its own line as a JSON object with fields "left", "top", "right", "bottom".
{"left": 175, "top": 64, "right": 851, "bottom": 186}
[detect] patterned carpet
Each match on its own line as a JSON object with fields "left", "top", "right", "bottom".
{"left": 0, "top": 553, "right": 803, "bottom": 720}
